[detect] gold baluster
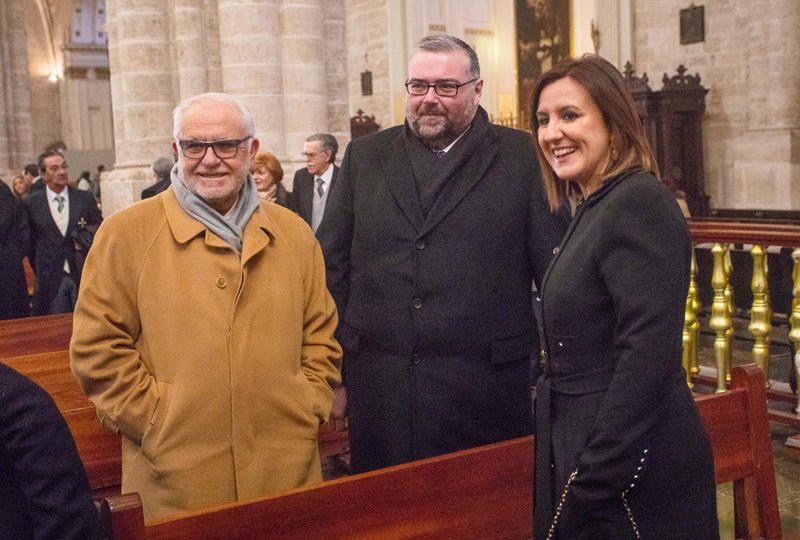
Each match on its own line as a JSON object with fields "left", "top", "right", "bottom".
{"left": 723, "top": 250, "right": 735, "bottom": 383}
{"left": 789, "top": 248, "right": 800, "bottom": 417}
{"left": 683, "top": 246, "right": 700, "bottom": 388}
{"left": 689, "top": 248, "right": 702, "bottom": 377}
{"left": 748, "top": 245, "right": 772, "bottom": 388}
{"left": 709, "top": 243, "right": 732, "bottom": 393}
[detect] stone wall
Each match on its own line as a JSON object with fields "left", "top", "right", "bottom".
{"left": 632, "top": 0, "right": 800, "bottom": 210}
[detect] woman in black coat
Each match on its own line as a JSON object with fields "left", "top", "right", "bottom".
{"left": 530, "top": 55, "right": 719, "bottom": 539}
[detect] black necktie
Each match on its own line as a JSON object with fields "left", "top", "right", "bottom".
{"left": 316, "top": 177, "right": 324, "bottom": 197}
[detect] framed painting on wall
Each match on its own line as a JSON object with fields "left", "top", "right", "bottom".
{"left": 516, "top": 0, "right": 570, "bottom": 130}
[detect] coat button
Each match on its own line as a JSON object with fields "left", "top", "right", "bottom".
{"left": 411, "top": 353, "right": 421, "bottom": 365}
{"left": 215, "top": 277, "right": 227, "bottom": 288}
{"left": 412, "top": 297, "right": 423, "bottom": 309}
{"left": 415, "top": 240, "right": 426, "bottom": 250}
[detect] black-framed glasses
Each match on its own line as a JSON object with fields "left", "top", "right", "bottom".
{"left": 177, "top": 137, "right": 252, "bottom": 160}
{"left": 405, "top": 78, "right": 478, "bottom": 97}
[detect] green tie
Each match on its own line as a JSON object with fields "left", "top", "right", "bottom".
{"left": 55, "top": 195, "right": 65, "bottom": 213}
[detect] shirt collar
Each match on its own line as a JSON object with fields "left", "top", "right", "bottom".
{"left": 316, "top": 163, "right": 334, "bottom": 185}
{"left": 46, "top": 185, "right": 68, "bottom": 202}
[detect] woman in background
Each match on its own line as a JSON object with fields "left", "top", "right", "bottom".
{"left": 530, "top": 55, "right": 718, "bottom": 539}
{"left": 251, "top": 151, "right": 292, "bottom": 209}
{"left": 11, "top": 174, "right": 29, "bottom": 200}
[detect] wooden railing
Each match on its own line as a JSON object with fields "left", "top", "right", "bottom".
{"left": 686, "top": 220, "right": 800, "bottom": 448}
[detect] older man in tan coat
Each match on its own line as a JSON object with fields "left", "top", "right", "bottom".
{"left": 70, "top": 93, "right": 342, "bottom": 520}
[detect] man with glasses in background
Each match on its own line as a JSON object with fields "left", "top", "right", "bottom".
{"left": 71, "top": 93, "right": 342, "bottom": 520}
{"left": 318, "top": 35, "right": 567, "bottom": 473}
{"left": 291, "top": 133, "right": 340, "bottom": 234}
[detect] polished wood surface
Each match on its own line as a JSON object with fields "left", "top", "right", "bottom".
{"left": 2, "top": 350, "right": 122, "bottom": 494}
{"left": 0, "top": 313, "right": 73, "bottom": 357}
{"left": 100, "top": 365, "right": 780, "bottom": 540}
{"left": 104, "top": 436, "right": 533, "bottom": 540}
{"left": 695, "top": 364, "right": 782, "bottom": 539}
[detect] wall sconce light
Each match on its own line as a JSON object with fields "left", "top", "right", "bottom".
{"left": 48, "top": 71, "right": 58, "bottom": 83}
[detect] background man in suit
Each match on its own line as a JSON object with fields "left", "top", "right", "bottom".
{"left": 0, "top": 181, "right": 30, "bottom": 319}
{"left": 291, "top": 133, "right": 339, "bottom": 233}
{"left": 318, "top": 35, "right": 567, "bottom": 473}
{"left": 141, "top": 156, "right": 174, "bottom": 199}
{"left": 24, "top": 150, "right": 102, "bottom": 315}
{"left": 22, "top": 163, "right": 43, "bottom": 194}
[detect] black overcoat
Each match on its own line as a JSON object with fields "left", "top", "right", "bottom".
{"left": 318, "top": 111, "right": 567, "bottom": 472}
{"left": 534, "top": 170, "right": 719, "bottom": 539}
{"left": 0, "top": 363, "right": 101, "bottom": 539}
{"left": 0, "top": 183, "right": 30, "bottom": 319}
{"left": 23, "top": 186, "right": 102, "bottom": 315}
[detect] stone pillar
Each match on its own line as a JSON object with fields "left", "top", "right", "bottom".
{"left": 730, "top": 0, "right": 800, "bottom": 209}
{"left": 280, "top": 0, "right": 329, "bottom": 178}
{"left": 103, "top": 0, "right": 175, "bottom": 216}
{"left": 322, "top": 0, "right": 350, "bottom": 151}
{"left": 174, "top": 0, "right": 212, "bottom": 98}
{"left": 0, "top": 1, "right": 34, "bottom": 179}
{"left": 217, "top": 0, "right": 286, "bottom": 162}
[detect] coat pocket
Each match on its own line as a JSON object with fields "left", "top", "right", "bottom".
{"left": 490, "top": 331, "right": 535, "bottom": 365}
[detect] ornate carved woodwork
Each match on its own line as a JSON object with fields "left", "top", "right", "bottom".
{"left": 625, "top": 63, "right": 710, "bottom": 216}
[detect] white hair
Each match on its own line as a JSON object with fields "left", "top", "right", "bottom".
{"left": 172, "top": 92, "right": 255, "bottom": 139}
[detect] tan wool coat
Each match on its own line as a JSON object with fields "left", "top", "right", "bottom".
{"left": 70, "top": 188, "right": 342, "bottom": 520}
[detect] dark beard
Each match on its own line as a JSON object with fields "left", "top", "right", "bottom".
{"left": 408, "top": 102, "right": 478, "bottom": 150}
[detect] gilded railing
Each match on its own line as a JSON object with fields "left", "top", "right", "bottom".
{"left": 687, "top": 220, "right": 800, "bottom": 423}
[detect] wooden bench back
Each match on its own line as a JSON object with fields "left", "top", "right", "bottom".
{"left": 0, "top": 313, "right": 73, "bottom": 357}
{"left": 2, "top": 350, "right": 122, "bottom": 496}
{"left": 101, "top": 364, "right": 781, "bottom": 539}
{"left": 102, "top": 437, "right": 532, "bottom": 539}
{"left": 695, "top": 364, "right": 782, "bottom": 540}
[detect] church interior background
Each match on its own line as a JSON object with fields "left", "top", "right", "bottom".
{"left": 1, "top": 0, "right": 798, "bottom": 218}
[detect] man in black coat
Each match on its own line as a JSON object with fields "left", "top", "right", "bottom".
{"left": 25, "top": 151, "right": 102, "bottom": 315}
{"left": 0, "top": 182, "right": 30, "bottom": 319}
{"left": 0, "top": 363, "right": 101, "bottom": 539}
{"left": 318, "top": 35, "right": 567, "bottom": 473}
{"left": 291, "top": 133, "right": 339, "bottom": 234}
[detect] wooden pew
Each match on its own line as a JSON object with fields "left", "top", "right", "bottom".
{"left": 100, "top": 364, "right": 781, "bottom": 540}
{"left": 0, "top": 313, "right": 73, "bottom": 357}
{"left": 696, "top": 364, "right": 782, "bottom": 540}
{"left": 2, "top": 350, "right": 122, "bottom": 497}
{"left": 1, "top": 348, "right": 346, "bottom": 498}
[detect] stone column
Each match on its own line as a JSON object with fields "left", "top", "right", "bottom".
{"left": 174, "top": 0, "right": 213, "bottom": 98}
{"left": 322, "top": 0, "right": 350, "bottom": 150}
{"left": 0, "top": 1, "right": 34, "bottom": 179}
{"left": 280, "top": 0, "right": 329, "bottom": 179}
{"left": 103, "top": 0, "right": 175, "bottom": 216}
{"left": 217, "top": 0, "right": 286, "bottom": 162}
{"left": 732, "top": 0, "right": 800, "bottom": 209}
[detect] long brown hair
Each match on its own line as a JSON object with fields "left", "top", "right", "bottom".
{"left": 530, "top": 54, "right": 658, "bottom": 211}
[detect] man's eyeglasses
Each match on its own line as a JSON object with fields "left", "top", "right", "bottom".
{"left": 405, "top": 78, "right": 478, "bottom": 97}
{"left": 177, "top": 137, "right": 252, "bottom": 160}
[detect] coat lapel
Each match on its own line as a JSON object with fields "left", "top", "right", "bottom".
{"left": 418, "top": 127, "right": 498, "bottom": 237}
{"left": 384, "top": 132, "right": 425, "bottom": 230}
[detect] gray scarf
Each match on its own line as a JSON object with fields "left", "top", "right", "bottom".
{"left": 170, "top": 165, "right": 261, "bottom": 254}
